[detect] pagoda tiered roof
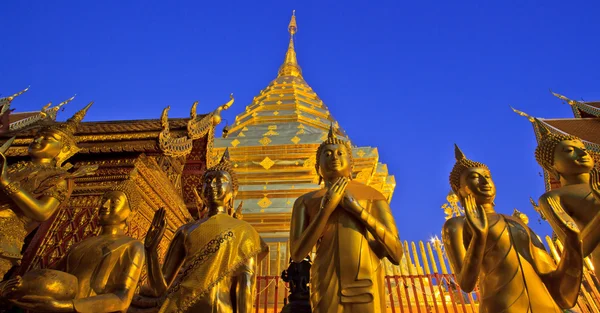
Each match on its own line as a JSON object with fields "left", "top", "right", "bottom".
{"left": 213, "top": 12, "right": 396, "bottom": 237}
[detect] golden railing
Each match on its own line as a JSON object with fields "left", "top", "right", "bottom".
{"left": 253, "top": 238, "right": 600, "bottom": 313}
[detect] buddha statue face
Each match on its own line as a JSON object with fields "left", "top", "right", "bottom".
{"left": 28, "top": 129, "right": 65, "bottom": 162}
{"left": 318, "top": 144, "right": 352, "bottom": 181}
{"left": 98, "top": 191, "right": 132, "bottom": 226}
{"left": 459, "top": 167, "right": 496, "bottom": 205}
{"left": 201, "top": 170, "right": 234, "bottom": 209}
{"left": 552, "top": 139, "right": 594, "bottom": 177}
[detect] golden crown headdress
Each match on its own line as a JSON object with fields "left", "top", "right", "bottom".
{"left": 533, "top": 118, "right": 580, "bottom": 177}
{"left": 37, "top": 101, "right": 93, "bottom": 167}
{"left": 449, "top": 144, "right": 489, "bottom": 194}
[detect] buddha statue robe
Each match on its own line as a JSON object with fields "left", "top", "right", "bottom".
{"left": 444, "top": 212, "right": 581, "bottom": 313}
{"left": 158, "top": 213, "right": 268, "bottom": 313}
{"left": 297, "top": 181, "right": 399, "bottom": 313}
{"left": 55, "top": 235, "right": 145, "bottom": 312}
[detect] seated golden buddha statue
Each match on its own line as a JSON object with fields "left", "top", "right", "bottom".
{"left": 0, "top": 101, "right": 95, "bottom": 279}
{"left": 442, "top": 145, "right": 583, "bottom": 312}
{"left": 1, "top": 184, "right": 145, "bottom": 312}
{"left": 533, "top": 119, "right": 600, "bottom": 278}
{"left": 289, "top": 125, "right": 403, "bottom": 313}
{"left": 143, "top": 149, "right": 268, "bottom": 313}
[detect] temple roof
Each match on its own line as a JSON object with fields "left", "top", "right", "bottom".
{"left": 543, "top": 118, "right": 600, "bottom": 146}
{"left": 3, "top": 117, "right": 197, "bottom": 156}
{"left": 551, "top": 91, "right": 600, "bottom": 118}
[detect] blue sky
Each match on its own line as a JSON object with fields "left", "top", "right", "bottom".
{"left": 1, "top": 0, "right": 599, "bottom": 242}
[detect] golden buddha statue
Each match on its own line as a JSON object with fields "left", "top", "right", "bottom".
{"left": 1, "top": 184, "right": 145, "bottom": 312}
{"left": 143, "top": 149, "right": 268, "bottom": 313}
{"left": 442, "top": 145, "right": 583, "bottom": 312}
{"left": 533, "top": 119, "right": 600, "bottom": 278}
{"left": 0, "top": 101, "right": 95, "bottom": 279}
{"left": 289, "top": 125, "right": 403, "bottom": 313}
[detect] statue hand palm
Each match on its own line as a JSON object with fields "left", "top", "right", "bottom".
{"left": 320, "top": 177, "right": 348, "bottom": 216}
{"left": 590, "top": 168, "right": 600, "bottom": 202}
{"left": 145, "top": 208, "right": 167, "bottom": 250}
{"left": 464, "top": 194, "right": 488, "bottom": 237}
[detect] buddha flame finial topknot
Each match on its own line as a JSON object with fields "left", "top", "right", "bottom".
{"left": 206, "top": 148, "right": 239, "bottom": 194}
{"left": 533, "top": 118, "right": 579, "bottom": 176}
{"left": 449, "top": 144, "right": 489, "bottom": 194}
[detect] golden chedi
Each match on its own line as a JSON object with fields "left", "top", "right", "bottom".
{"left": 289, "top": 125, "right": 403, "bottom": 313}
{"left": 533, "top": 118, "right": 600, "bottom": 278}
{"left": 1, "top": 183, "right": 145, "bottom": 312}
{"left": 144, "top": 149, "right": 268, "bottom": 313}
{"left": 442, "top": 145, "right": 583, "bottom": 312}
{"left": 0, "top": 101, "right": 95, "bottom": 278}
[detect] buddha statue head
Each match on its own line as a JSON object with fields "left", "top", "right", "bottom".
{"left": 200, "top": 148, "right": 238, "bottom": 215}
{"left": 28, "top": 102, "right": 93, "bottom": 167}
{"left": 315, "top": 124, "right": 354, "bottom": 184}
{"left": 450, "top": 144, "right": 495, "bottom": 207}
{"left": 534, "top": 118, "right": 594, "bottom": 180}
{"left": 98, "top": 182, "right": 141, "bottom": 227}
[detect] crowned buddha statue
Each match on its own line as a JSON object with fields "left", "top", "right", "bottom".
{"left": 143, "top": 149, "right": 268, "bottom": 313}
{"left": 442, "top": 145, "right": 584, "bottom": 312}
{"left": 1, "top": 183, "right": 145, "bottom": 312}
{"left": 533, "top": 119, "right": 600, "bottom": 279}
{"left": 289, "top": 125, "right": 403, "bottom": 313}
{"left": 0, "top": 101, "right": 95, "bottom": 279}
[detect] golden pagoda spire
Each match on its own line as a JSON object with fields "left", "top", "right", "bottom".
{"left": 278, "top": 10, "right": 303, "bottom": 78}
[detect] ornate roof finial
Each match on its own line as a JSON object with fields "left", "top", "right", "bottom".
{"left": 510, "top": 106, "right": 535, "bottom": 122}
{"left": 278, "top": 10, "right": 303, "bottom": 78}
{"left": 0, "top": 87, "right": 30, "bottom": 114}
{"left": 0, "top": 86, "right": 29, "bottom": 105}
{"left": 550, "top": 89, "right": 581, "bottom": 106}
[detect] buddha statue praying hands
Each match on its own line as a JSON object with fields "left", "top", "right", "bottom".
{"left": 289, "top": 125, "right": 403, "bottom": 313}
{"left": 0, "top": 100, "right": 95, "bottom": 279}
{"left": 144, "top": 149, "right": 268, "bottom": 313}
{"left": 533, "top": 119, "right": 600, "bottom": 279}
{"left": 442, "top": 145, "right": 583, "bottom": 312}
{"left": 1, "top": 184, "right": 145, "bottom": 312}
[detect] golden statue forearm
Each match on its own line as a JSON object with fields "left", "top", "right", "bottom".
{"left": 289, "top": 198, "right": 332, "bottom": 262}
{"left": 535, "top": 197, "right": 584, "bottom": 308}
{"left": 344, "top": 198, "right": 403, "bottom": 264}
{"left": 0, "top": 178, "right": 67, "bottom": 221}
{"left": 145, "top": 230, "right": 186, "bottom": 297}
{"left": 442, "top": 218, "right": 486, "bottom": 292}
{"left": 529, "top": 233, "right": 583, "bottom": 308}
{"left": 236, "top": 257, "right": 257, "bottom": 313}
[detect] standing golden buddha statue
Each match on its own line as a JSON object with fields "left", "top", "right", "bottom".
{"left": 144, "top": 149, "right": 268, "bottom": 313}
{"left": 1, "top": 184, "right": 145, "bottom": 312}
{"left": 289, "top": 125, "right": 403, "bottom": 313}
{"left": 0, "top": 101, "right": 95, "bottom": 279}
{"left": 442, "top": 145, "right": 583, "bottom": 312}
{"left": 533, "top": 119, "right": 600, "bottom": 278}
